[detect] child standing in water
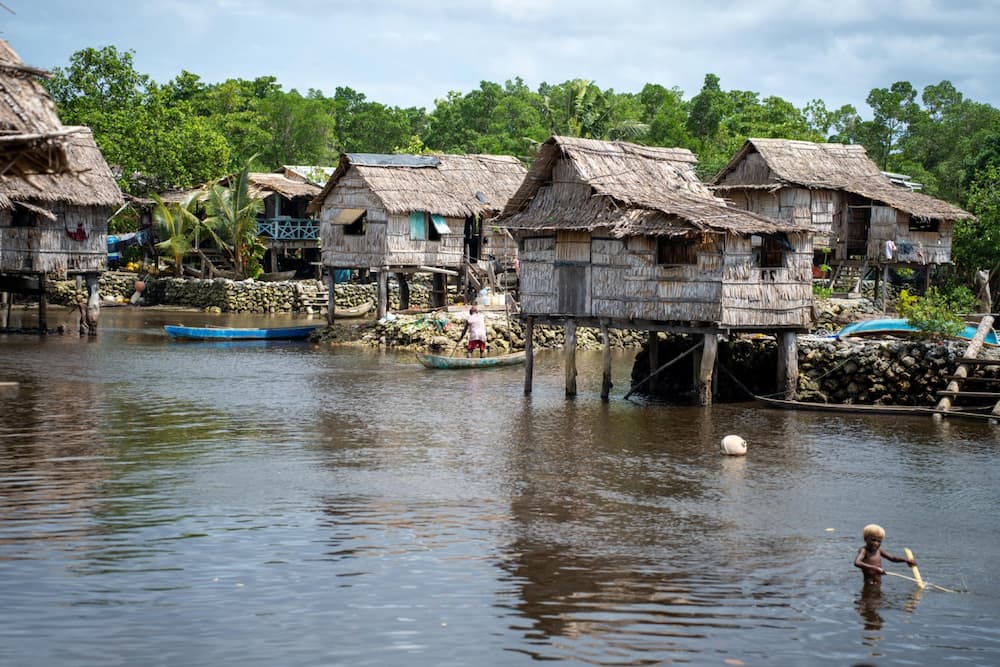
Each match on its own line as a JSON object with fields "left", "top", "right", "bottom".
{"left": 854, "top": 524, "right": 917, "bottom": 585}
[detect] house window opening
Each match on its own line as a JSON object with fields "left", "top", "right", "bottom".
{"left": 909, "top": 218, "right": 940, "bottom": 233}
{"left": 656, "top": 236, "right": 698, "bottom": 265}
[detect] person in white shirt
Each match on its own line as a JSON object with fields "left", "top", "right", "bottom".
{"left": 458, "top": 305, "right": 487, "bottom": 357}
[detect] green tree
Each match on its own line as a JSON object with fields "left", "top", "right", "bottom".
{"left": 152, "top": 192, "right": 202, "bottom": 277}
{"left": 863, "top": 81, "right": 919, "bottom": 169}
{"left": 202, "top": 158, "right": 265, "bottom": 279}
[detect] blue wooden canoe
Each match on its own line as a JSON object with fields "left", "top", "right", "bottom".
{"left": 833, "top": 318, "right": 999, "bottom": 346}
{"left": 415, "top": 351, "right": 526, "bottom": 369}
{"left": 164, "top": 324, "right": 318, "bottom": 340}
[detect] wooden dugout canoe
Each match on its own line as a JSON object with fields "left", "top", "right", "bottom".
{"left": 415, "top": 350, "right": 526, "bottom": 369}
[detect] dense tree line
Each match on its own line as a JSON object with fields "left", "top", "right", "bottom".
{"left": 43, "top": 46, "right": 1000, "bottom": 285}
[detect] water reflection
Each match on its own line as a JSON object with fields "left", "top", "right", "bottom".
{"left": 0, "top": 309, "right": 998, "bottom": 666}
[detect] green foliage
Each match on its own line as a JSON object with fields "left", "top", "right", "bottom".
{"left": 201, "top": 158, "right": 265, "bottom": 279}
{"left": 152, "top": 192, "right": 202, "bottom": 277}
{"left": 955, "top": 165, "right": 1000, "bottom": 284}
{"left": 812, "top": 283, "right": 833, "bottom": 298}
{"left": 896, "top": 287, "right": 965, "bottom": 339}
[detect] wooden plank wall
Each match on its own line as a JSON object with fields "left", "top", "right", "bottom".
{"left": 320, "top": 173, "right": 385, "bottom": 268}
{"left": 518, "top": 235, "right": 557, "bottom": 313}
{"left": 0, "top": 204, "right": 108, "bottom": 276}
{"left": 719, "top": 233, "right": 813, "bottom": 327}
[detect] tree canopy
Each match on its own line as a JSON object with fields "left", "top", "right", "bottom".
{"left": 41, "top": 45, "right": 1000, "bottom": 286}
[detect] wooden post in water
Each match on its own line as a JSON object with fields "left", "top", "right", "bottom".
{"left": 564, "top": 320, "right": 577, "bottom": 398}
{"left": 376, "top": 268, "right": 389, "bottom": 319}
{"left": 85, "top": 273, "right": 100, "bottom": 335}
{"left": 524, "top": 316, "right": 534, "bottom": 395}
{"left": 647, "top": 331, "right": 659, "bottom": 395}
{"left": 600, "top": 320, "right": 612, "bottom": 402}
{"left": 936, "top": 315, "right": 994, "bottom": 413}
{"left": 698, "top": 333, "right": 718, "bottom": 406}
{"left": 396, "top": 272, "right": 410, "bottom": 310}
{"left": 777, "top": 331, "right": 799, "bottom": 399}
{"left": 38, "top": 273, "right": 47, "bottom": 335}
{"left": 326, "top": 271, "right": 335, "bottom": 325}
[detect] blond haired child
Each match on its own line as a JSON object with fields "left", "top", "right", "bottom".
{"left": 854, "top": 524, "right": 916, "bottom": 585}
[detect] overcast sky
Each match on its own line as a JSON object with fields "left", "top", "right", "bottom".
{"left": 6, "top": 0, "right": 1000, "bottom": 117}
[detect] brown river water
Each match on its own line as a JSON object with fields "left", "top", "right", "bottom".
{"left": 1, "top": 307, "right": 998, "bottom": 666}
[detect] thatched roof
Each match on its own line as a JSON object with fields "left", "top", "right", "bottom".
{"left": 0, "top": 126, "right": 123, "bottom": 211}
{"left": 711, "top": 138, "right": 973, "bottom": 221}
{"left": 498, "top": 136, "right": 806, "bottom": 238}
{"left": 0, "top": 40, "right": 75, "bottom": 176}
{"left": 308, "top": 152, "right": 527, "bottom": 217}
{"left": 246, "top": 172, "right": 321, "bottom": 199}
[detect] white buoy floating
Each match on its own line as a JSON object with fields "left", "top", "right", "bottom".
{"left": 721, "top": 434, "right": 747, "bottom": 456}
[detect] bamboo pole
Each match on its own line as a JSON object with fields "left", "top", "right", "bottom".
{"left": 903, "top": 548, "right": 924, "bottom": 588}
{"left": 936, "top": 315, "right": 994, "bottom": 412}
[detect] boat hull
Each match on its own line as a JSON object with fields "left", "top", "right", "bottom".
{"left": 415, "top": 351, "right": 526, "bottom": 369}
{"left": 164, "top": 325, "right": 318, "bottom": 340}
{"left": 833, "top": 318, "right": 999, "bottom": 346}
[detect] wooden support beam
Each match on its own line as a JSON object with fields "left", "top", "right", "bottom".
{"left": 777, "top": 331, "right": 798, "bottom": 399}
{"left": 376, "top": 269, "right": 389, "bottom": 319}
{"left": 600, "top": 320, "right": 612, "bottom": 402}
{"left": 524, "top": 316, "right": 534, "bottom": 395}
{"left": 647, "top": 331, "right": 659, "bottom": 395}
{"left": 38, "top": 274, "right": 47, "bottom": 335}
{"left": 564, "top": 320, "right": 578, "bottom": 398}
{"left": 698, "top": 333, "right": 718, "bottom": 406}
{"left": 326, "top": 272, "right": 335, "bottom": 325}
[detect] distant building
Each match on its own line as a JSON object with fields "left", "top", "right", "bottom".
{"left": 711, "top": 138, "right": 973, "bottom": 296}
{"left": 309, "top": 153, "right": 526, "bottom": 319}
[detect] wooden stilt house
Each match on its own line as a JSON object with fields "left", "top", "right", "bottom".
{"left": 247, "top": 169, "right": 326, "bottom": 279}
{"left": 309, "top": 153, "right": 527, "bottom": 320}
{"left": 0, "top": 40, "right": 123, "bottom": 334}
{"left": 710, "top": 139, "right": 974, "bottom": 301}
{"left": 496, "top": 136, "right": 814, "bottom": 402}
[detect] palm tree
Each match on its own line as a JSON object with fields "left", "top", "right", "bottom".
{"left": 152, "top": 191, "right": 201, "bottom": 277}
{"left": 202, "top": 157, "right": 264, "bottom": 279}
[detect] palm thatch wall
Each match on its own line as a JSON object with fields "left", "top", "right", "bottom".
{"left": 0, "top": 38, "right": 122, "bottom": 281}
{"left": 499, "top": 136, "right": 813, "bottom": 330}
{"left": 711, "top": 139, "right": 973, "bottom": 264}
{"left": 312, "top": 153, "right": 526, "bottom": 270}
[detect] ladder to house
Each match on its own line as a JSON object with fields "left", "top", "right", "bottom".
{"left": 828, "top": 259, "right": 869, "bottom": 295}
{"left": 295, "top": 282, "right": 328, "bottom": 313}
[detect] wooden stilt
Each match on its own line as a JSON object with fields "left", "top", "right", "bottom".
{"left": 564, "top": 320, "right": 577, "bottom": 398}
{"left": 647, "top": 331, "right": 659, "bottom": 395}
{"left": 698, "top": 333, "right": 718, "bottom": 406}
{"left": 326, "top": 271, "right": 335, "bottom": 325}
{"left": 881, "top": 265, "right": 889, "bottom": 312}
{"left": 38, "top": 274, "right": 47, "bottom": 335}
{"left": 600, "top": 320, "right": 612, "bottom": 402}
{"left": 431, "top": 273, "right": 447, "bottom": 308}
{"left": 376, "top": 269, "right": 389, "bottom": 319}
{"left": 0, "top": 292, "right": 7, "bottom": 329}
{"left": 777, "top": 331, "right": 799, "bottom": 399}
{"left": 85, "top": 273, "right": 100, "bottom": 335}
{"left": 397, "top": 272, "right": 411, "bottom": 310}
{"left": 524, "top": 316, "right": 534, "bottom": 395}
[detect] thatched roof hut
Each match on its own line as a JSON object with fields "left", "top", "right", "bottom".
{"left": 311, "top": 152, "right": 526, "bottom": 314}
{"left": 498, "top": 136, "right": 814, "bottom": 403}
{"left": 310, "top": 153, "right": 526, "bottom": 219}
{"left": 0, "top": 39, "right": 123, "bottom": 332}
{"left": 712, "top": 138, "right": 972, "bottom": 221}
{"left": 710, "top": 138, "right": 972, "bottom": 269}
